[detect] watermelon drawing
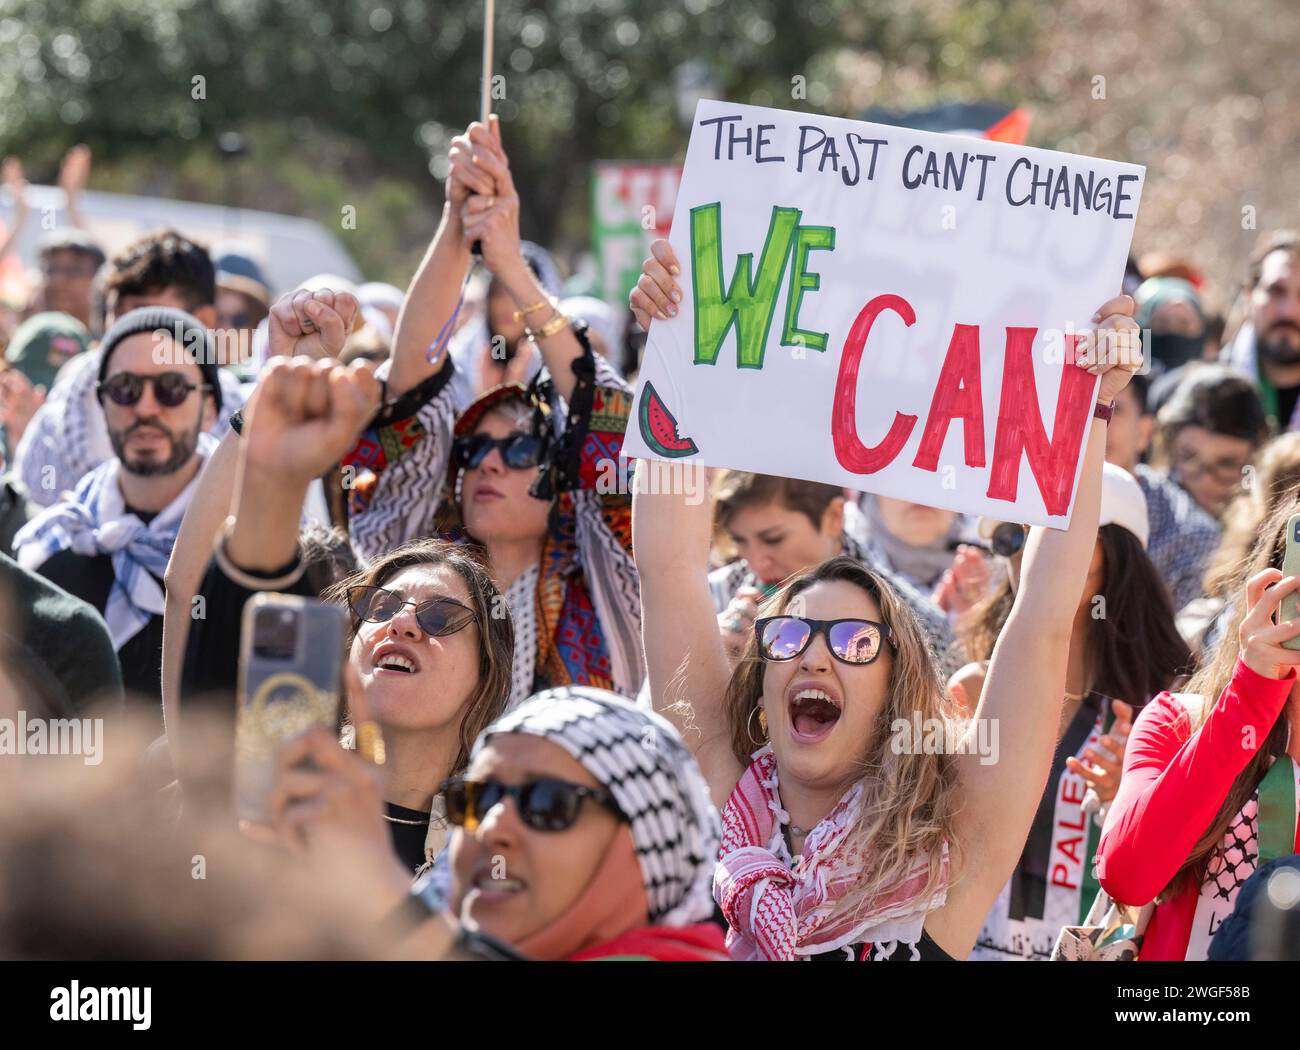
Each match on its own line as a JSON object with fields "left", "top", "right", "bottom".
{"left": 638, "top": 381, "right": 699, "bottom": 458}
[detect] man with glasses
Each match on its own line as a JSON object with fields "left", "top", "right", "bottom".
{"left": 13, "top": 308, "right": 222, "bottom": 716}
{"left": 1134, "top": 365, "right": 1266, "bottom": 611}
{"left": 32, "top": 229, "right": 104, "bottom": 330}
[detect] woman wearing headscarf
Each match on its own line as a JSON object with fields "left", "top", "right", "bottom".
{"left": 1133, "top": 276, "right": 1208, "bottom": 375}
{"left": 342, "top": 117, "right": 643, "bottom": 708}
{"left": 269, "top": 687, "right": 729, "bottom": 960}
{"left": 159, "top": 122, "right": 640, "bottom": 762}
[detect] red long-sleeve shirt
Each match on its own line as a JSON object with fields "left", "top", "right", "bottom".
{"left": 1097, "top": 658, "right": 1296, "bottom": 960}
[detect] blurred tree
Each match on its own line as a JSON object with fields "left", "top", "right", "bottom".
{"left": 9, "top": 0, "right": 1290, "bottom": 306}
{"left": 0, "top": 0, "right": 1042, "bottom": 279}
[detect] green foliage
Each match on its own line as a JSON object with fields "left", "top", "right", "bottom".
{"left": 0, "top": 0, "right": 1045, "bottom": 277}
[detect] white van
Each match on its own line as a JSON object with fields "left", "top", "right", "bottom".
{"left": 2, "top": 184, "right": 360, "bottom": 298}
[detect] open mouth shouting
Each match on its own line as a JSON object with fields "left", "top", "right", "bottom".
{"left": 787, "top": 682, "right": 843, "bottom": 744}
{"left": 371, "top": 641, "right": 422, "bottom": 676}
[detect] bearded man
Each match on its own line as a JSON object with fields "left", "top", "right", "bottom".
{"left": 15, "top": 308, "right": 221, "bottom": 718}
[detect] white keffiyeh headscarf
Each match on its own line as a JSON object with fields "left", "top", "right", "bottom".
{"left": 14, "top": 434, "right": 215, "bottom": 649}
{"left": 475, "top": 687, "right": 721, "bottom": 926}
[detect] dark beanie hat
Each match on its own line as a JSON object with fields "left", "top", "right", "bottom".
{"left": 96, "top": 307, "right": 222, "bottom": 414}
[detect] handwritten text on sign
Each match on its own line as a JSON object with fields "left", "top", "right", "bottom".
{"left": 622, "top": 100, "right": 1145, "bottom": 527}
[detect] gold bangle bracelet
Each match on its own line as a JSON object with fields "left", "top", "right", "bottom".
{"left": 528, "top": 312, "right": 571, "bottom": 341}
{"left": 511, "top": 299, "right": 552, "bottom": 322}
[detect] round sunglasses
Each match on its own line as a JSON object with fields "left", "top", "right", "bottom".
{"left": 347, "top": 585, "right": 477, "bottom": 637}
{"left": 754, "top": 615, "right": 893, "bottom": 666}
{"left": 440, "top": 775, "right": 625, "bottom": 833}
{"left": 453, "top": 432, "right": 543, "bottom": 471}
{"left": 97, "top": 371, "right": 207, "bottom": 408}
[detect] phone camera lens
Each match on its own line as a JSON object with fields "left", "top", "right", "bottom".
{"left": 253, "top": 605, "right": 300, "bottom": 661}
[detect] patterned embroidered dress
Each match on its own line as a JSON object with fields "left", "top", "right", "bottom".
{"left": 343, "top": 332, "right": 643, "bottom": 706}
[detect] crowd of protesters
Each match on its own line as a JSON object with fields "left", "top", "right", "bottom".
{"left": 1, "top": 122, "right": 1299, "bottom": 964}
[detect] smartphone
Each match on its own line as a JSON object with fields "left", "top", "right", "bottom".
{"left": 1282, "top": 513, "right": 1300, "bottom": 651}
{"left": 233, "top": 593, "right": 348, "bottom": 823}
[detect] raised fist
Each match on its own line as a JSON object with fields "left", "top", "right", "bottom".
{"left": 241, "top": 356, "right": 379, "bottom": 483}
{"left": 268, "top": 288, "right": 360, "bottom": 361}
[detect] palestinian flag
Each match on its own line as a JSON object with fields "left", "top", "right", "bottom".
{"left": 860, "top": 101, "right": 1031, "bottom": 144}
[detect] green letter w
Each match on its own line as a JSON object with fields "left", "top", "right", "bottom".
{"left": 690, "top": 202, "right": 800, "bottom": 369}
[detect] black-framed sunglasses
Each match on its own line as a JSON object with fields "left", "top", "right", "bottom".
{"left": 440, "top": 775, "right": 625, "bottom": 832}
{"left": 452, "top": 432, "right": 543, "bottom": 471}
{"left": 990, "top": 521, "right": 1029, "bottom": 559}
{"left": 347, "top": 585, "right": 477, "bottom": 637}
{"left": 97, "top": 371, "right": 207, "bottom": 408}
{"left": 754, "top": 615, "right": 894, "bottom": 666}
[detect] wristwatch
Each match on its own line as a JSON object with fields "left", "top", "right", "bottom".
{"left": 1093, "top": 399, "right": 1116, "bottom": 424}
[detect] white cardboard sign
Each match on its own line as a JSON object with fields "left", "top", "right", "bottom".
{"left": 623, "top": 100, "right": 1145, "bottom": 527}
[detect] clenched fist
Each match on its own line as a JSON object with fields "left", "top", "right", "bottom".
{"left": 241, "top": 356, "right": 380, "bottom": 483}
{"left": 268, "top": 288, "right": 360, "bottom": 361}
{"left": 453, "top": 119, "right": 523, "bottom": 277}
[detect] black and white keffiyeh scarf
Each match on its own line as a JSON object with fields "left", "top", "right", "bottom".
{"left": 474, "top": 686, "right": 721, "bottom": 925}
{"left": 14, "top": 434, "right": 215, "bottom": 648}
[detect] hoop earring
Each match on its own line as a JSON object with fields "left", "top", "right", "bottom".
{"left": 747, "top": 704, "right": 769, "bottom": 746}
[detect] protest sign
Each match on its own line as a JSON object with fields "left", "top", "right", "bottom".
{"left": 623, "top": 100, "right": 1145, "bottom": 527}
{"left": 591, "top": 162, "right": 682, "bottom": 304}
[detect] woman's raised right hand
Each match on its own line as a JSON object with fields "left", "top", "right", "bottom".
{"left": 1239, "top": 568, "right": 1300, "bottom": 680}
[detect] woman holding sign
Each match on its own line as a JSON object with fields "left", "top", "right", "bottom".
{"left": 633, "top": 257, "right": 1143, "bottom": 959}
{"left": 1098, "top": 500, "right": 1300, "bottom": 960}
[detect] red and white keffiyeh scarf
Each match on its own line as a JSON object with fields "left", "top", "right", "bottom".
{"left": 714, "top": 745, "right": 949, "bottom": 961}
